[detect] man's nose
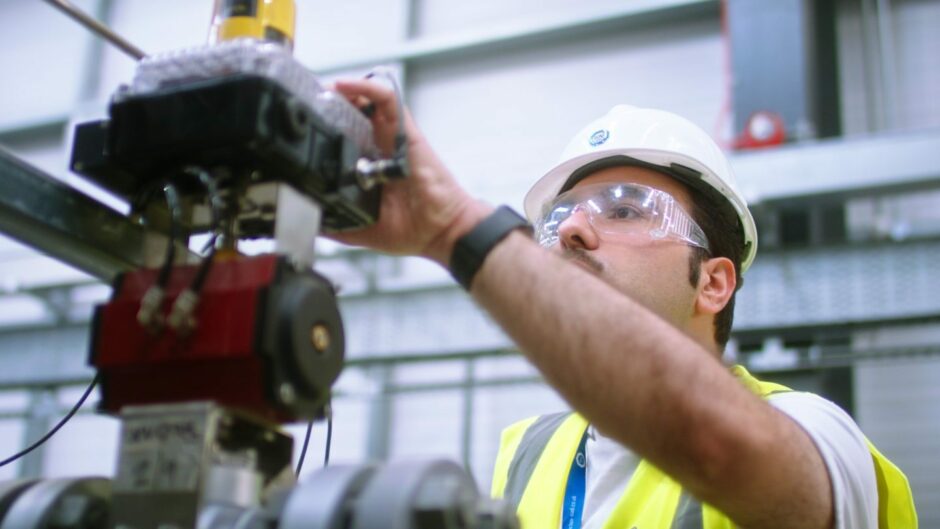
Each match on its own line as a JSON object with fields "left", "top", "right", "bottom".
{"left": 558, "top": 209, "right": 600, "bottom": 250}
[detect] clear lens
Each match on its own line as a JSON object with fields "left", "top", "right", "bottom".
{"left": 535, "top": 183, "right": 710, "bottom": 251}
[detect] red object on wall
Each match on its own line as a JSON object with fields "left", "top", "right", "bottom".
{"left": 735, "top": 110, "right": 787, "bottom": 150}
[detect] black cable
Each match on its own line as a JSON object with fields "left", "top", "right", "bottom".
{"left": 183, "top": 167, "right": 225, "bottom": 293}
{"left": 190, "top": 235, "right": 219, "bottom": 292}
{"left": 184, "top": 166, "right": 225, "bottom": 231}
{"left": 324, "top": 409, "right": 333, "bottom": 467}
{"left": 157, "top": 183, "right": 183, "bottom": 288}
{"left": 294, "top": 420, "right": 314, "bottom": 477}
{"left": 0, "top": 374, "right": 100, "bottom": 468}
{"left": 295, "top": 402, "right": 334, "bottom": 476}
{"left": 140, "top": 182, "right": 184, "bottom": 332}
{"left": 166, "top": 166, "right": 223, "bottom": 335}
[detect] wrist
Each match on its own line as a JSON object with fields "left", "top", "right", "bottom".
{"left": 424, "top": 200, "right": 494, "bottom": 266}
{"left": 448, "top": 206, "right": 532, "bottom": 290}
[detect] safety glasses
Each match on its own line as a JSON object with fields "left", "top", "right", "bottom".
{"left": 534, "top": 183, "right": 711, "bottom": 251}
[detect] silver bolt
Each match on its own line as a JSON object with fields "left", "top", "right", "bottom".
{"left": 311, "top": 324, "right": 330, "bottom": 353}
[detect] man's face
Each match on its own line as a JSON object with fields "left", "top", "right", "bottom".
{"left": 549, "top": 166, "right": 702, "bottom": 326}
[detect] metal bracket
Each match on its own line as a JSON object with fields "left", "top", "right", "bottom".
{"left": 0, "top": 147, "right": 194, "bottom": 282}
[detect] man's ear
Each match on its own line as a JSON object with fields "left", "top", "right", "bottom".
{"left": 695, "top": 257, "right": 736, "bottom": 316}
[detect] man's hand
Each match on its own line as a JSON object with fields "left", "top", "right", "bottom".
{"left": 331, "top": 79, "right": 492, "bottom": 265}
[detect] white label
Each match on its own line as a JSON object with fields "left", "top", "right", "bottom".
{"left": 117, "top": 416, "right": 206, "bottom": 493}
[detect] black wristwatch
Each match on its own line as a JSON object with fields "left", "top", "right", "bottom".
{"left": 449, "top": 206, "right": 532, "bottom": 290}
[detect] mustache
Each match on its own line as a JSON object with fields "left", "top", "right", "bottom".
{"left": 562, "top": 248, "right": 604, "bottom": 274}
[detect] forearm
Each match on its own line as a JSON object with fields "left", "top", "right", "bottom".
{"left": 467, "top": 231, "right": 832, "bottom": 528}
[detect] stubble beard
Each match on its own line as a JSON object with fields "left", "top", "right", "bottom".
{"left": 562, "top": 248, "right": 605, "bottom": 275}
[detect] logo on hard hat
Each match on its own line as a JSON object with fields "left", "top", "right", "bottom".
{"left": 588, "top": 129, "right": 610, "bottom": 147}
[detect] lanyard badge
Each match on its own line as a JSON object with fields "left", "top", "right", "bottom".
{"left": 562, "top": 430, "right": 589, "bottom": 529}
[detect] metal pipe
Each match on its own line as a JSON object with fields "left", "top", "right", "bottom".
{"left": 42, "top": 0, "right": 146, "bottom": 60}
{"left": 0, "top": 147, "right": 193, "bottom": 282}
{"left": 460, "top": 359, "right": 476, "bottom": 473}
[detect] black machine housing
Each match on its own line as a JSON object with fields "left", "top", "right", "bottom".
{"left": 70, "top": 74, "right": 381, "bottom": 232}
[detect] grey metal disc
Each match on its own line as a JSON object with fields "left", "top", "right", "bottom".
{"left": 279, "top": 465, "right": 376, "bottom": 529}
{"left": 0, "top": 481, "right": 38, "bottom": 526}
{"left": 0, "top": 477, "right": 110, "bottom": 529}
{"left": 350, "top": 460, "right": 478, "bottom": 529}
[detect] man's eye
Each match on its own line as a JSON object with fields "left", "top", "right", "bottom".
{"left": 609, "top": 205, "right": 642, "bottom": 220}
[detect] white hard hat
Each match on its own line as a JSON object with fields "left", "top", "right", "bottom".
{"left": 524, "top": 104, "right": 758, "bottom": 273}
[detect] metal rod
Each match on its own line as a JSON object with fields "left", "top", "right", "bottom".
{"left": 460, "top": 359, "right": 475, "bottom": 474}
{"left": 42, "top": 0, "right": 146, "bottom": 60}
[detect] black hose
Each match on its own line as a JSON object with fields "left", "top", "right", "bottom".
{"left": 0, "top": 375, "right": 100, "bottom": 468}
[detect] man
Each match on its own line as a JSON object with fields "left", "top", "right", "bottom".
{"left": 331, "top": 80, "right": 916, "bottom": 528}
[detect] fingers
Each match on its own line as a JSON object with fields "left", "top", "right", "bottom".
{"left": 334, "top": 78, "right": 428, "bottom": 152}
{"left": 399, "top": 107, "right": 424, "bottom": 142}
{"left": 334, "top": 79, "right": 399, "bottom": 124}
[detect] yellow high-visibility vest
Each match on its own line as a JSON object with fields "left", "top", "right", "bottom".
{"left": 491, "top": 366, "right": 917, "bottom": 528}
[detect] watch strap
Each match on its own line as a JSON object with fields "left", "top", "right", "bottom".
{"left": 450, "top": 206, "right": 531, "bottom": 290}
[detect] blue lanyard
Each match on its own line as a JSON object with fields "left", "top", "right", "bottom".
{"left": 562, "top": 429, "right": 589, "bottom": 529}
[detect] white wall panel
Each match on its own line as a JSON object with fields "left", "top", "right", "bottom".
{"left": 0, "top": 390, "right": 29, "bottom": 412}
{"left": 43, "top": 414, "right": 120, "bottom": 478}
{"left": 414, "top": 0, "right": 647, "bottom": 38}
{"left": 394, "top": 360, "right": 466, "bottom": 385}
{"left": 470, "top": 383, "right": 566, "bottom": 490}
{"left": 388, "top": 390, "right": 462, "bottom": 461}
{"left": 0, "top": 326, "right": 93, "bottom": 386}
{"left": 895, "top": 0, "right": 940, "bottom": 130}
{"left": 409, "top": 17, "right": 726, "bottom": 209}
{"left": 836, "top": 0, "right": 940, "bottom": 135}
{"left": 0, "top": 419, "right": 25, "bottom": 480}
{"left": 855, "top": 356, "right": 940, "bottom": 528}
{"left": 0, "top": 295, "right": 51, "bottom": 328}
{"left": 341, "top": 290, "right": 509, "bottom": 357}
{"left": 295, "top": 0, "right": 409, "bottom": 68}
{"left": 835, "top": 0, "right": 875, "bottom": 135}
{"left": 96, "top": 0, "right": 214, "bottom": 102}
{"left": 0, "top": 0, "right": 97, "bottom": 129}
{"left": 475, "top": 355, "right": 539, "bottom": 380}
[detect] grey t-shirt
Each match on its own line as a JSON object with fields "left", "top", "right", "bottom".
{"left": 574, "top": 392, "right": 877, "bottom": 529}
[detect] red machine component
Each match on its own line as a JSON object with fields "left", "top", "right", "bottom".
{"left": 90, "top": 254, "right": 343, "bottom": 422}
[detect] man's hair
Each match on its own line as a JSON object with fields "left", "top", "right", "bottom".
{"left": 685, "top": 192, "right": 745, "bottom": 350}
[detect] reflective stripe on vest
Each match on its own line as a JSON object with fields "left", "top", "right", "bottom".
{"left": 504, "top": 412, "right": 571, "bottom": 510}
{"left": 491, "top": 365, "right": 918, "bottom": 529}
{"left": 671, "top": 492, "right": 703, "bottom": 529}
